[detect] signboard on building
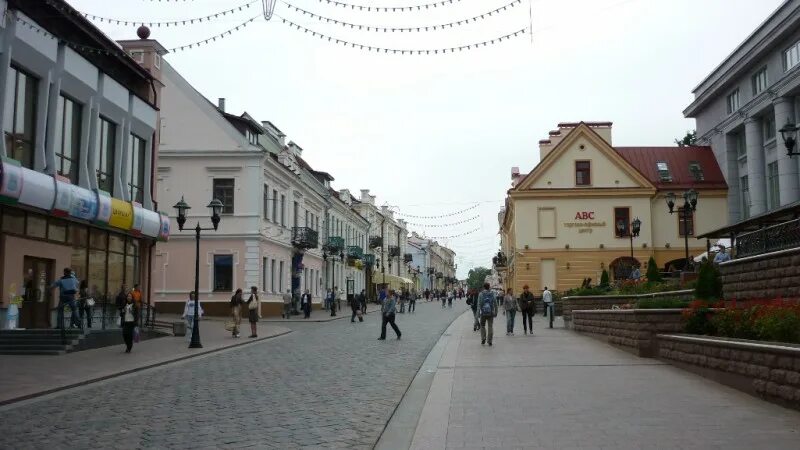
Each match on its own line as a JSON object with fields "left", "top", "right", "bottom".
{"left": 109, "top": 198, "right": 133, "bottom": 230}
{"left": 0, "top": 158, "right": 23, "bottom": 204}
{"left": 69, "top": 185, "right": 98, "bottom": 221}
{"left": 20, "top": 170, "right": 56, "bottom": 211}
{"left": 95, "top": 190, "right": 112, "bottom": 225}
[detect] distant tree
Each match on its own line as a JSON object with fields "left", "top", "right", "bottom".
{"left": 466, "top": 267, "right": 493, "bottom": 291}
{"left": 646, "top": 256, "right": 661, "bottom": 282}
{"left": 675, "top": 130, "right": 697, "bottom": 147}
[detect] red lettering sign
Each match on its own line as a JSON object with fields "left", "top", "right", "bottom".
{"left": 575, "top": 212, "right": 595, "bottom": 220}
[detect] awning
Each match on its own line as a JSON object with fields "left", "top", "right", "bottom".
{"left": 374, "top": 273, "right": 414, "bottom": 289}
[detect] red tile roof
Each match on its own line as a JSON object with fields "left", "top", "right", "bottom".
{"left": 614, "top": 146, "right": 727, "bottom": 190}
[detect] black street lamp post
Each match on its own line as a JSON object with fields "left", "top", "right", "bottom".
{"left": 616, "top": 217, "right": 642, "bottom": 258}
{"left": 666, "top": 189, "right": 698, "bottom": 270}
{"left": 779, "top": 120, "right": 798, "bottom": 156}
{"left": 173, "top": 196, "right": 223, "bottom": 349}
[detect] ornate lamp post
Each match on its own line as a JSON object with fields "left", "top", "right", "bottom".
{"left": 173, "top": 196, "right": 223, "bottom": 349}
{"left": 666, "top": 189, "right": 698, "bottom": 270}
{"left": 779, "top": 120, "right": 798, "bottom": 156}
{"left": 616, "top": 217, "right": 642, "bottom": 259}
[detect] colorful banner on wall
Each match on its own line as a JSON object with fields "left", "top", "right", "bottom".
{"left": 131, "top": 203, "right": 144, "bottom": 236}
{"left": 108, "top": 198, "right": 134, "bottom": 230}
{"left": 158, "top": 213, "right": 170, "bottom": 242}
{"left": 69, "top": 185, "right": 98, "bottom": 221}
{"left": 0, "top": 157, "right": 23, "bottom": 204}
{"left": 141, "top": 208, "right": 162, "bottom": 238}
{"left": 95, "top": 190, "right": 112, "bottom": 225}
{"left": 20, "top": 170, "right": 56, "bottom": 211}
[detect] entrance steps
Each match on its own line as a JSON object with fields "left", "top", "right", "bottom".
{"left": 0, "top": 329, "right": 85, "bottom": 355}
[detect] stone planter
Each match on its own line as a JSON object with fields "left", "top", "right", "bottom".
{"left": 572, "top": 309, "right": 685, "bottom": 357}
{"left": 562, "top": 290, "right": 692, "bottom": 328}
{"left": 658, "top": 334, "right": 800, "bottom": 411}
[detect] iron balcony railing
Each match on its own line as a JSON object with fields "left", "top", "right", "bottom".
{"left": 388, "top": 246, "right": 401, "bottom": 257}
{"left": 736, "top": 218, "right": 800, "bottom": 258}
{"left": 325, "top": 236, "right": 344, "bottom": 252}
{"left": 369, "top": 236, "right": 383, "bottom": 249}
{"left": 292, "top": 227, "right": 319, "bottom": 249}
{"left": 403, "top": 253, "right": 413, "bottom": 263}
{"left": 347, "top": 245, "right": 364, "bottom": 260}
{"left": 364, "top": 254, "right": 376, "bottom": 266}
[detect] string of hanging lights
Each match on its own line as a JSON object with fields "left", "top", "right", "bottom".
{"left": 396, "top": 204, "right": 479, "bottom": 219}
{"left": 80, "top": 1, "right": 258, "bottom": 28}
{"left": 426, "top": 227, "right": 482, "bottom": 239}
{"left": 405, "top": 215, "right": 480, "bottom": 228}
{"left": 313, "top": 0, "right": 463, "bottom": 13}
{"left": 282, "top": 0, "right": 522, "bottom": 33}
{"left": 277, "top": 15, "right": 527, "bottom": 54}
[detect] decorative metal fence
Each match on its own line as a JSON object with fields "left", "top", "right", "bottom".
{"left": 736, "top": 218, "right": 800, "bottom": 258}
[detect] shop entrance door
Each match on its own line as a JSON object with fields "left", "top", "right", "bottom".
{"left": 20, "top": 257, "right": 53, "bottom": 329}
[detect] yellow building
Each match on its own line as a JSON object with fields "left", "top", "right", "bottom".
{"left": 500, "top": 122, "right": 728, "bottom": 293}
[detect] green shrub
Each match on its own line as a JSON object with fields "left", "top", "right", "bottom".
{"left": 634, "top": 297, "right": 690, "bottom": 309}
{"left": 600, "top": 269, "right": 609, "bottom": 288}
{"left": 709, "top": 302, "right": 800, "bottom": 343}
{"left": 683, "top": 300, "right": 717, "bottom": 335}
{"left": 694, "top": 262, "right": 722, "bottom": 301}
{"left": 645, "top": 256, "right": 661, "bottom": 282}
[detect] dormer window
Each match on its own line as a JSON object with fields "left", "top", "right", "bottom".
{"left": 246, "top": 129, "right": 258, "bottom": 145}
{"left": 656, "top": 161, "right": 672, "bottom": 182}
{"left": 688, "top": 161, "right": 704, "bottom": 181}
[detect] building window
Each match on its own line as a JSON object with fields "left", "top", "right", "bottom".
{"left": 280, "top": 194, "right": 286, "bottom": 226}
{"left": 272, "top": 189, "right": 278, "bottom": 222}
{"left": 751, "top": 67, "right": 768, "bottom": 95}
{"left": 270, "top": 258, "right": 276, "bottom": 293}
{"left": 213, "top": 255, "right": 233, "bottom": 291}
{"left": 678, "top": 207, "right": 694, "bottom": 237}
{"left": 96, "top": 118, "right": 116, "bottom": 193}
{"left": 153, "top": 53, "right": 161, "bottom": 69}
{"left": 129, "top": 50, "right": 144, "bottom": 63}
{"left": 656, "top": 161, "right": 672, "bottom": 182}
{"left": 264, "top": 184, "right": 269, "bottom": 220}
{"left": 262, "top": 257, "right": 267, "bottom": 292}
{"left": 4, "top": 67, "right": 38, "bottom": 169}
{"left": 614, "top": 207, "right": 630, "bottom": 238}
{"left": 767, "top": 162, "right": 780, "bottom": 210}
{"left": 740, "top": 175, "right": 750, "bottom": 219}
{"left": 763, "top": 113, "right": 776, "bottom": 141}
{"left": 784, "top": 40, "right": 800, "bottom": 72}
{"left": 128, "top": 134, "right": 146, "bottom": 203}
{"left": 575, "top": 161, "right": 591, "bottom": 186}
{"left": 213, "top": 178, "right": 234, "bottom": 214}
{"left": 293, "top": 201, "right": 299, "bottom": 228}
{"left": 54, "top": 95, "right": 82, "bottom": 184}
{"left": 726, "top": 89, "right": 740, "bottom": 114}
{"left": 688, "top": 161, "right": 704, "bottom": 181}
{"left": 735, "top": 133, "right": 746, "bottom": 158}
{"left": 279, "top": 260, "right": 285, "bottom": 292}
{"left": 246, "top": 129, "right": 258, "bottom": 145}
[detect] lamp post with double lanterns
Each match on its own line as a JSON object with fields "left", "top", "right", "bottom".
{"left": 173, "top": 196, "right": 224, "bottom": 349}
{"left": 616, "top": 217, "right": 642, "bottom": 259}
{"left": 666, "top": 189, "right": 698, "bottom": 270}
{"left": 779, "top": 120, "right": 798, "bottom": 156}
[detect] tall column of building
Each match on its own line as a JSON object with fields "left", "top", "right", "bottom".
{"left": 744, "top": 117, "right": 767, "bottom": 215}
{"left": 723, "top": 133, "right": 743, "bottom": 221}
{"left": 774, "top": 96, "right": 799, "bottom": 206}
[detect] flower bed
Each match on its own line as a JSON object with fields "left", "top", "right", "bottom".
{"left": 658, "top": 334, "right": 800, "bottom": 411}
{"left": 682, "top": 299, "right": 800, "bottom": 343}
{"left": 562, "top": 290, "right": 693, "bottom": 327}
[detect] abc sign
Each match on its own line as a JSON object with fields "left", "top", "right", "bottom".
{"left": 575, "top": 211, "right": 595, "bottom": 220}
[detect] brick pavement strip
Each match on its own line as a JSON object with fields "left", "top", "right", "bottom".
{"left": 0, "top": 300, "right": 464, "bottom": 449}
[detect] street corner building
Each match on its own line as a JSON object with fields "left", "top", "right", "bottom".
{"left": 0, "top": 0, "right": 169, "bottom": 328}
{"left": 499, "top": 122, "right": 728, "bottom": 293}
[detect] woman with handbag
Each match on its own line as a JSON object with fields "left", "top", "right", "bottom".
{"left": 246, "top": 286, "right": 260, "bottom": 338}
{"left": 230, "top": 288, "right": 244, "bottom": 338}
{"left": 121, "top": 294, "right": 139, "bottom": 353}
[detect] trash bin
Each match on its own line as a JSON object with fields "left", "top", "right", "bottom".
{"left": 173, "top": 321, "right": 186, "bottom": 336}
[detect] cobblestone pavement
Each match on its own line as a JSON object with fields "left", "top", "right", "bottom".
{"left": 0, "top": 300, "right": 465, "bottom": 450}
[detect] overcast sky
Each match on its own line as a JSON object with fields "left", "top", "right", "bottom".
{"left": 70, "top": 0, "right": 783, "bottom": 277}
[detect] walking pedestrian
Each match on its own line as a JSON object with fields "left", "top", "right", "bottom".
{"left": 120, "top": 293, "right": 139, "bottom": 353}
{"left": 467, "top": 289, "right": 480, "bottom": 331}
{"left": 246, "top": 286, "right": 260, "bottom": 338}
{"left": 447, "top": 290, "right": 453, "bottom": 308}
{"left": 330, "top": 287, "right": 338, "bottom": 317}
{"left": 301, "top": 289, "right": 312, "bottom": 319}
{"left": 359, "top": 289, "right": 367, "bottom": 315}
{"left": 52, "top": 268, "right": 80, "bottom": 329}
{"left": 282, "top": 289, "right": 292, "bottom": 319}
{"left": 543, "top": 286, "right": 554, "bottom": 328}
{"left": 77, "top": 279, "right": 93, "bottom": 329}
{"left": 182, "top": 292, "right": 204, "bottom": 342}
{"left": 424, "top": 288, "right": 430, "bottom": 301}
{"left": 115, "top": 284, "right": 130, "bottom": 326}
{"left": 441, "top": 290, "right": 447, "bottom": 309}
{"left": 478, "top": 283, "right": 497, "bottom": 346}
{"left": 230, "top": 288, "right": 244, "bottom": 338}
{"left": 336, "top": 286, "right": 343, "bottom": 312}
{"left": 503, "top": 288, "right": 518, "bottom": 336}
{"left": 351, "top": 289, "right": 363, "bottom": 322}
{"left": 378, "top": 290, "right": 401, "bottom": 340}
{"left": 408, "top": 290, "right": 416, "bottom": 313}
{"left": 518, "top": 285, "right": 535, "bottom": 335}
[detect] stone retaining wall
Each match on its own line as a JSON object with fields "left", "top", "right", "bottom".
{"left": 658, "top": 334, "right": 800, "bottom": 411}
{"left": 563, "top": 290, "right": 692, "bottom": 327}
{"left": 720, "top": 247, "right": 800, "bottom": 301}
{"left": 572, "top": 309, "right": 684, "bottom": 357}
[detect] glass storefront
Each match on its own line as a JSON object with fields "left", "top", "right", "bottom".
{"left": 1, "top": 205, "right": 144, "bottom": 303}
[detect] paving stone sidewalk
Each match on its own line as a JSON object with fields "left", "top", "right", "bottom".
{"left": 410, "top": 313, "right": 800, "bottom": 450}
{"left": 0, "top": 320, "right": 291, "bottom": 405}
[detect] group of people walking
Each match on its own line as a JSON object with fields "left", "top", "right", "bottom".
{"left": 226, "top": 286, "right": 261, "bottom": 338}
{"left": 466, "top": 283, "right": 554, "bottom": 345}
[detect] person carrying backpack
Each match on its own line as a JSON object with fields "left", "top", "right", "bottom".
{"left": 478, "top": 283, "right": 497, "bottom": 346}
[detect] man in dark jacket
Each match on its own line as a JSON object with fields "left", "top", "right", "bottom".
{"left": 518, "top": 285, "right": 536, "bottom": 335}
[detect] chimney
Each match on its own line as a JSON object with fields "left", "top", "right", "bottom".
{"left": 338, "top": 189, "right": 351, "bottom": 204}
{"left": 218, "top": 98, "right": 225, "bottom": 112}
{"left": 511, "top": 166, "right": 521, "bottom": 187}
{"left": 538, "top": 139, "right": 553, "bottom": 160}
{"left": 360, "top": 189, "right": 370, "bottom": 202}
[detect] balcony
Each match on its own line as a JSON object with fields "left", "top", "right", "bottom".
{"left": 388, "top": 246, "right": 401, "bottom": 257}
{"left": 492, "top": 251, "right": 508, "bottom": 272}
{"left": 291, "top": 227, "right": 319, "bottom": 250}
{"left": 325, "top": 236, "right": 344, "bottom": 253}
{"left": 736, "top": 218, "right": 800, "bottom": 258}
{"left": 347, "top": 245, "right": 364, "bottom": 260}
{"left": 403, "top": 253, "right": 413, "bottom": 263}
{"left": 364, "top": 254, "right": 376, "bottom": 267}
{"left": 369, "top": 236, "right": 383, "bottom": 249}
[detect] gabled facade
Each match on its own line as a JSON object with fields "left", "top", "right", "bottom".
{"left": 501, "top": 122, "right": 728, "bottom": 293}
